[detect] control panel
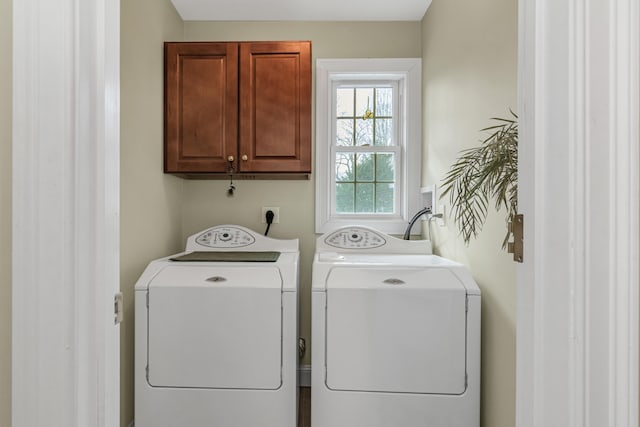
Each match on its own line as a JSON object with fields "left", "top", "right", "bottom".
{"left": 195, "top": 226, "right": 256, "bottom": 248}
{"left": 324, "top": 227, "right": 386, "bottom": 249}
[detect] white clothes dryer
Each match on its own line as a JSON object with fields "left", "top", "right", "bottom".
{"left": 135, "top": 225, "right": 299, "bottom": 427}
{"left": 312, "top": 226, "right": 480, "bottom": 427}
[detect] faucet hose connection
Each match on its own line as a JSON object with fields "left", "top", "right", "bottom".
{"left": 403, "top": 207, "right": 444, "bottom": 240}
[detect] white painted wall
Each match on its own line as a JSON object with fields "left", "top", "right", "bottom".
{"left": 516, "top": 0, "right": 639, "bottom": 425}
{"left": 12, "top": 0, "right": 120, "bottom": 424}
{"left": 0, "top": 0, "right": 11, "bottom": 426}
{"left": 421, "top": 1, "right": 518, "bottom": 427}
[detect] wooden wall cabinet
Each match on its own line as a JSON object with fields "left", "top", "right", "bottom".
{"left": 164, "top": 41, "right": 312, "bottom": 178}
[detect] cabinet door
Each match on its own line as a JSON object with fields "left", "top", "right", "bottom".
{"left": 165, "top": 42, "right": 238, "bottom": 173}
{"left": 239, "top": 42, "right": 311, "bottom": 173}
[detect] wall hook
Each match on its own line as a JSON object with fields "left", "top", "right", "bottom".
{"left": 227, "top": 156, "right": 236, "bottom": 197}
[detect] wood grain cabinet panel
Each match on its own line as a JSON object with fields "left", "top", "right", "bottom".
{"left": 164, "top": 42, "right": 238, "bottom": 173}
{"left": 239, "top": 42, "right": 311, "bottom": 173}
{"left": 164, "top": 41, "right": 311, "bottom": 177}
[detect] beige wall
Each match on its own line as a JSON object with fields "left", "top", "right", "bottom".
{"left": 182, "top": 21, "right": 422, "bottom": 366}
{"left": 185, "top": 21, "right": 422, "bottom": 58}
{"left": 120, "top": 0, "right": 184, "bottom": 425}
{"left": 0, "top": 0, "right": 10, "bottom": 425}
{"left": 422, "top": 1, "right": 517, "bottom": 427}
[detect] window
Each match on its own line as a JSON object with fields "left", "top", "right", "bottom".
{"left": 334, "top": 84, "right": 399, "bottom": 215}
{"left": 315, "top": 59, "right": 422, "bottom": 234}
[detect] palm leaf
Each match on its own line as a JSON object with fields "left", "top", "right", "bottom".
{"left": 440, "top": 111, "right": 518, "bottom": 249}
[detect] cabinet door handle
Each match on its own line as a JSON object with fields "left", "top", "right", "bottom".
{"left": 227, "top": 155, "right": 235, "bottom": 162}
{"left": 241, "top": 155, "right": 248, "bottom": 161}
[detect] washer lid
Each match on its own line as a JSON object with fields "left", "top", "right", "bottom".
{"left": 325, "top": 267, "right": 467, "bottom": 394}
{"left": 146, "top": 265, "right": 282, "bottom": 390}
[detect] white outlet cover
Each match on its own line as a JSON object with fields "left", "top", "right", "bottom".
{"left": 261, "top": 207, "right": 280, "bottom": 224}
{"left": 420, "top": 185, "right": 436, "bottom": 211}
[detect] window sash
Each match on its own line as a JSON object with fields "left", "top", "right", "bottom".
{"left": 330, "top": 80, "right": 402, "bottom": 218}
{"left": 330, "top": 146, "right": 403, "bottom": 217}
{"left": 332, "top": 80, "right": 400, "bottom": 148}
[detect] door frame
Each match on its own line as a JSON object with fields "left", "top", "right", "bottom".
{"left": 12, "top": 0, "right": 120, "bottom": 426}
{"left": 517, "top": 0, "right": 639, "bottom": 425}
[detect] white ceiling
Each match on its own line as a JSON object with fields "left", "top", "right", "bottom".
{"left": 170, "top": 0, "right": 432, "bottom": 22}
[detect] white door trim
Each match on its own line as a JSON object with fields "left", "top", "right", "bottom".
{"left": 517, "top": 0, "right": 639, "bottom": 426}
{"left": 12, "top": 0, "right": 120, "bottom": 426}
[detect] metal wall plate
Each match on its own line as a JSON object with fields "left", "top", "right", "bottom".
{"left": 508, "top": 214, "right": 524, "bottom": 263}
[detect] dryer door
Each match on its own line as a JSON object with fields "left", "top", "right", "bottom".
{"left": 325, "top": 267, "right": 467, "bottom": 394}
{"left": 147, "top": 265, "right": 282, "bottom": 389}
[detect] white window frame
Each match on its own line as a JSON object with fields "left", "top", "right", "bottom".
{"left": 315, "top": 58, "right": 422, "bottom": 234}
{"left": 332, "top": 80, "right": 401, "bottom": 217}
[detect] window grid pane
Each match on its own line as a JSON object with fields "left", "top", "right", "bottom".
{"left": 355, "top": 183, "right": 374, "bottom": 213}
{"left": 375, "top": 183, "right": 395, "bottom": 213}
{"left": 375, "top": 118, "right": 392, "bottom": 146}
{"left": 336, "top": 119, "right": 355, "bottom": 146}
{"left": 355, "top": 119, "right": 374, "bottom": 146}
{"left": 334, "top": 152, "right": 396, "bottom": 214}
{"left": 336, "top": 183, "right": 355, "bottom": 213}
{"left": 335, "top": 152, "right": 354, "bottom": 182}
{"left": 336, "top": 87, "right": 394, "bottom": 147}
{"left": 355, "top": 88, "right": 374, "bottom": 117}
{"left": 375, "top": 87, "right": 393, "bottom": 116}
{"left": 336, "top": 88, "right": 354, "bottom": 117}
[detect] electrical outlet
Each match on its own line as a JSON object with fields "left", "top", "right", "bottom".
{"left": 261, "top": 207, "right": 280, "bottom": 224}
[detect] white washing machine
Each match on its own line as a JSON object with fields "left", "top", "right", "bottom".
{"left": 135, "top": 225, "right": 299, "bottom": 427}
{"left": 312, "top": 226, "right": 480, "bottom": 427}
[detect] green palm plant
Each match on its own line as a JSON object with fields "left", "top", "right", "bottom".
{"left": 440, "top": 111, "right": 518, "bottom": 249}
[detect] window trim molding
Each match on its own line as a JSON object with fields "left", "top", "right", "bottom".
{"left": 315, "top": 58, "right": 422, "bottom": 235}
